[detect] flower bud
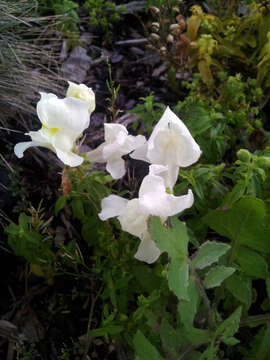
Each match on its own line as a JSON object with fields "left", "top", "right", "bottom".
{"left": 237, "top": 149, "right": 251, "bottom": 163}
{"left": 256, "top": 157, "right": 270, "bottom": 169}
{"left": 151, "top": 22, "right": 160, "bottom": 33}
{"left": 66, "top": 81, "right": 95, "bottom": 113}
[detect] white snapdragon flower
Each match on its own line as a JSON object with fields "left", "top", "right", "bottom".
{"left": 14, "top": 92, "right": 91, "bottom": 167}
{"left": 66, "top": 81, "right": 96, "bottom": 113}
{"left": 131, "top": 107, "right": 201, "bottom": 189}
{"left": 86, "top": 123, "right": 146, "bottom": 179}
{"left": 98, "top": 165, "right": 194, "bottom": 263}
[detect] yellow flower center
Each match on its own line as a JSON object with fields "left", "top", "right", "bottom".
{"left": 42, "top": 124, "right": 59, "bottom": 136}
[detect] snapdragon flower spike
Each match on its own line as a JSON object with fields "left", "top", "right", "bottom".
{"left": 130, "top": 106, "right": 201, "bottom": 189}
{"left": 66, "top": 81, "right": 96, "bottom": 114}
{"left": 98, "top": 165, "right": 194, "bottom": 264}
{"left": 14, "top": 92, "right": 91, "bottom": 167}
{"left": 86, "top": 123, "right": 146, "bottom": 179}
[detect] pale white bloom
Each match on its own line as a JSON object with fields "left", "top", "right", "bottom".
{"left": 14, "top": 92, "right": 90, "bottom": 167}
{"left": 86, "top": 123, "right": 146, "bottom": 179}
{"left": 131, "top": 106, "right": 201, "bottom": 189}
{"left": 66, "top": 81, "right": 96, "bottom": 113}
{"left": 98, "top": 165, "right": 194, "bottom": 263}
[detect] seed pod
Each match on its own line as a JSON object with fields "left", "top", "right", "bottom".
{"left": 176, "top": 14, "right": 186, "bottom": 32}
{"left": 166, "top": 34, "right": 174, "bottom": 44}
{"left": 159, "top": 46, "right": 167, "bottom": 57}
{"left": 170, "top": 23, "right": 181, "bottom": 36}
{"left": 150, "top": 6, "right": 160, "bottom": 18}
{"left": 149, "top": 33, "right": 160, "bottom": 43}
{"left": 151, "top": 22, "right": 160, "bottom": 33}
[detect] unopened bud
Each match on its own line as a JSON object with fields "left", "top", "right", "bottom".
{"left": 150, "top": 6, "right": 160, "bottom": 18}
{"left": 151, "top": 22, "right": 160, "bottom": 33}
{"left": 166, "top": 34, "right": 174, "bottom": 44}
{"left": 256, "top": 156, "right": 270, "bottom": 168}
{"left": 237, "top": 149, "right": 251, "bottom": 163}
{"left": 149, "top": 33, "right": 160, "bottom": 43}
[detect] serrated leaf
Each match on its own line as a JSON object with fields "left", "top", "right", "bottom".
{"left": 216, "top": 306, "right": 242, "bottom": 346}
{"left": 168, "top": 257, "right": 189, "bottom": 300}
{"left": 236, "top": 246, "right": 269, "bottom": 279}
{"left": 203, "top": 197, "right": 270, "bottom": 254}
{"left": 204, "top": 265, "right": 235, "bottom": 289}
{"left": 150, "top": 217, "right": 188, "bottom": 258}
{"left": 192, "top": 241, "right": 231, "bottom": 269}
{"left": 178, "top": 275, "right": 200, "bottom": 329}
{"left": 133, "top": 330, "right": 163, "bottom": 360}
{"left": 225, "top": 274, "right": 252, "bottom": 307}
{"left": 150, "top": 217, "right": 190, "bottom": 300}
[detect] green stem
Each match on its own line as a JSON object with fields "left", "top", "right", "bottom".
{"left": 240, "top": 313, "right": 270, "bottom": 328}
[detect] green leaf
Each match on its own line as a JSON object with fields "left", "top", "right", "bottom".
{"left": 204, "top": 265, "right": 235, "bottom": 289}
{"left": 160, "top": 318, "right": 182, "bottom": 357}
{"left": 225, "top": 274, "right": 252, "bottom": 307}
{"left": 150, "top": 217, "right": 188, "bottom": 258}
{"left": 150, "top": 217, "right": 190, "bottom": 300}
{"left": 55, "top": 195, "right": 68, "bottom": 216}
{"left": 71, "top": 197, "right": 85, "bottom": 220}
{"left": 178, "top": 275, "right": 200, "bottom": 329}
{"left": 89, "top": 325, "right": 124, "bottom": 337}
{"left": 236, "top": 246, "right": 269, "bottom": 279}
{"left": 133, "top": 330, "right": 163, "bottom": 360}
{"left": 203, "top": 197, "right": 270, "bottom": 254}
{"left": 216, "top": 306, "right": 242, "bottom": 346}
{"left": 168, "top": 257, "right": 189, "bottom": 300}
{"left": 177, "top": 103, "right": 212, "bottom": 136}
{"left": 192, "top": 241, "right": 231, "bottom": 269}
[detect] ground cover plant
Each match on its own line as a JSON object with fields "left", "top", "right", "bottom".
{"left": 2, "top": 0, "right": 270, "bottom": 359}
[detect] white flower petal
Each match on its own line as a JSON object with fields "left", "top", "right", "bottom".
{"left": 85, "top": 143, "right": 106, "bottom": 163}
{"left": 139, "top": 165, "right": 194, "bottom": 217}
{"left": 134, "top": 234, "right": 161, "bottom": 264}
{"left": 106, "top": 157, "right": 126, "bottom": 179}
{"left": 37, "top": 95, "right": 90, "bottom": 137}
{"left": 98, "top": 195, "right": 128, "bottom": 220}
{"left": 132, "top": 107, "right": 201, "bottom": 170}
{"left": 55, "top": 148, "right": 84, "bottom": 167}
{"left": 87, "top": 123, "right": 146, "bottom": 178}
{"left": 118, "top": 199, "right": 148, "bottom": 238}
{"left": 14, "top": 141, "right": 40, "bottom": 158}
{"left": 52, "top": 131, "right": 74, "bottom": 151}
{"left": 104, "top": 123, "right": 128, "bottom": 143}
{"left": 129, "top": 141, "right": 149, "bottom": 162}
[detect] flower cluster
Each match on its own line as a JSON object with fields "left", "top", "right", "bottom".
{"left": 14, "top": 82, "right": 96, "bottom": 167}
{"left": 14, "top": 82, "right": 201, "bottom": 264}
{"left": 98, "top": 107, "right": 201, "bottom": 263}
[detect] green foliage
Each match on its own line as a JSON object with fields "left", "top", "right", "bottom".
{"left": 174, "top": 73, "right": 263, "bottom": 163}
{"left": 37, "top": 0, "right": 80, "bottom": 47}
{"left": 84, "top": 0, "right": 126, "bottom": 40}
{"left": 130, "top": 93, "right": 166, "bottom": 135}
